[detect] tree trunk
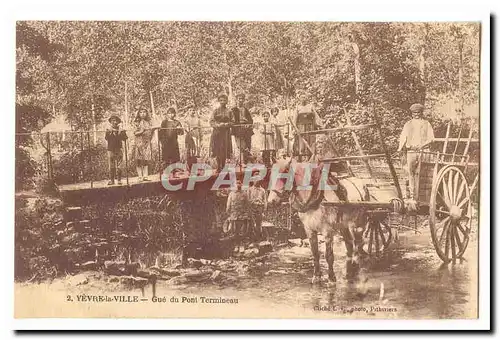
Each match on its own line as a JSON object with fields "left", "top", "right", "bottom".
{"left": 418, "top": 23, "right": 430, "bottom": 104}
{"left": 173, "top": 94, "right": 179, "bottom": 111}
{"left": 458, "top": 39, "right": 464, "bottom": 117}
{"left": 452, "top": 24, "right": 465, "bottom": 118}
{"left": 91, "top": 97, "right": 97, "bottom": 144}
{"left": 227, "top": 73, "right": 234, "bottom": 107}
{"left": 418, "top": 46, "right": 426, "bottom": 81}
{"left": 351, "top": 41, "right": 361, "bottom": 98}
{"left": 53, "top": 104, "right": 65, "bottom": 142}
{"left": 351, "top": 39, "right": 362, "bottom": 121}
{"left": 149, "top": 91, "right": 156, "bottom": 117}
{"left": 124, "top": 81, "right": 129, "bottom": 128}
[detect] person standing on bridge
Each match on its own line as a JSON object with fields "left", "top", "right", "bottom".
{"left": 159, "top": 107, "right": 184, "bottom": 168}
{"left": 209, "top": 93, "right": 233, "bottom": 172}
{"left": 105, "top": 115, "right": 128, "bottom": 186}
{"left": 398, "top": 103, "right": 435, "bottom": 199}
{"left": 259, "top": 111, "right": 277, "bottom": 167}
{"left": 185, "top": 107, "right": 203, "bottom": 159}
{"left": 292, "top": 92, "right": 323, "bottom": 161}
{"left": 270, "top": 107, "right": 285, "bottom": 158}
{"left": 132, "top": 105, "right": 153, "bottom": 182}
{"left": 231, "top": 93, "right": 253, "bottom": 165}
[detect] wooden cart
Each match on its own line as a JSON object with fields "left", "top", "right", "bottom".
{"left": 413, "top": 121, "right": 478, "bottom": 263}
{"left": 292, "top": 110, "right": 478, "bottom": 263}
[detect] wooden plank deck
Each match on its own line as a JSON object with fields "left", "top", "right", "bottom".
{"left": 58, "top": 176, "right": 171, "bottom": 205}
{"left": 59, "top": 176, "right": 163, "bottom": 192}
{"left": 57, "top": 169, "right": 257, "bottom": 205}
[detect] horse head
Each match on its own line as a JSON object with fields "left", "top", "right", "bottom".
{"left": 267, "top": 157, "right": 327, "bottom": 208}
{"left": 267, "top": 156, "right": 293, "bottom": 206}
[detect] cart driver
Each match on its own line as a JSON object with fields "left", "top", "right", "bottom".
{"left": 398, "top": 103, "right": 435, "bottom": 199}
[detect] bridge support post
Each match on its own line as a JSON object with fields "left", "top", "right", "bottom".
{"left": 177, "top": 191, "right": 219, "bottom": 265}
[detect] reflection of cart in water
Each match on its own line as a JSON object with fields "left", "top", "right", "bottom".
{"left": 289, "top": 109, "right": 478, "bottom": 263}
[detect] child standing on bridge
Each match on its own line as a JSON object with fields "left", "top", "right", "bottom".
{"left": 132, "top": 105, "right": 153, "bottom": 182}
{"left": 105, "top": 115, "right": 128, "bottom": 186}
{"left": 270, "top": 107, "right": 286, "bottom": 158}
{"left": 260, "top": 111, "right": 277, "bottom": 167}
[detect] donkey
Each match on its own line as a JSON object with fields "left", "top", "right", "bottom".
{"left": 267, "top": 157, "right": 367, "bottom": 284}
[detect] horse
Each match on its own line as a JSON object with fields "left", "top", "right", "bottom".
{"left": 267, "top": 157, "right": 368, "bottom": 284}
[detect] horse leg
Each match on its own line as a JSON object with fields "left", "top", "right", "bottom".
{"left": 348, "top": 221, "right": 360, "bottom": 266}
{"left": 309, "top": 231, "right": 321, "bottom": 284}
{"left": 341, "top": 228, "right": 356, "bottom": 280}
{"left": 325, "top": 231, "right": 336, "bottom": 283}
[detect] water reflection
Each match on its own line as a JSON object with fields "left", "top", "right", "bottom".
{"left": 175, "top": 228, "right": 475, "bottom": 319}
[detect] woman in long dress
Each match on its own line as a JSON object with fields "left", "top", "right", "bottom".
{"left": 209, "top": 93, "right": 233, "bottom": 171}
{"left": 159, "top": 107, "right": 184, "bottom": 167}
{"left": 293, "top": 93, "right": 323, "bottom": 161}
{"left": 132, "top": 106, "right": 153, "bottom": 181}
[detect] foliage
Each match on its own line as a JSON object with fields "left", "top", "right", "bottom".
{"left": 16, "top": 21, "right": 480, "bottom": 184}
{"left": 20, "top": 21, "right": 480, "bottom": 116}
{"left": 15, "top": 197, "right": 67, "bottom": 280}
{"left": 15, "top": 147, "right": 36, "bottom": 191}
{"left": 16, "top": 23, "right": 61, "bottom": 189}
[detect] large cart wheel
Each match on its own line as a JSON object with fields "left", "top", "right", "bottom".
{"left": 362, "top": 214, "right": 392, "bottom": 256}
{"left": 430, "top": 165, "right": 472, "bottom": 263}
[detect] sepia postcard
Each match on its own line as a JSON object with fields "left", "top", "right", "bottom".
{"left": 11, "top": 7, "right": 491, "bottom": 331}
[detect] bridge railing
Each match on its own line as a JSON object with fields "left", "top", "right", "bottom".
{"left": 15, "top": 122, "right": 294, "bottom": 188}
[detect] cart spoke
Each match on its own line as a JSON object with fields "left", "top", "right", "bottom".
{"left": 456, "top": 222, "right": 470, "bottom": 239}
{"left": 450, "top": 223, "right": 457, "bottom": 260}
{"left": 455, "top": 180, "right": 466, "bottom": 206}
{"left": 367, "top": 223, "right": 374, "bottom": 254}
{"left": 379, "top": 223, "right": 386, "bottom": 247}
{"left": 363, "top": 221, "right": 370, "bottom": 239}
{"left": 374, "top": 223, "right": 380, "bottom": 255}
{"left": 457, "top": 195, "right": 470, "bottom": 209}
{"left": 444, "top": 225, "right": 451, "bottom": 260}
{"left": 437, "top": 191, "right": 446, "bottom": 206}
{"left": 452, "top": 171, "right": 460, "bottom": 204}
{"left": 454, "top": 225, "right": 463, "bottom": 250}
{"left": 441, "top": 179, "right": 452, "bottom": 209}
{"left": 437, "top": 209, "right": 451, "bottom": 216}
{"left": 435, "top": 216, "right": 450, "bottom": 232}
{"left": 447, "top": 172, "right": 455, "bottom": 205}
{"left": 439, "top": 219, "right": 450, "bottom": 246}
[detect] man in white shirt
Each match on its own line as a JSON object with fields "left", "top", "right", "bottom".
{"left": 398, "top": 103, "right": 435, "bottom": 199}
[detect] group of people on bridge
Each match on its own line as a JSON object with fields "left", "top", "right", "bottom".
{"left": 104, "top": 92, "right": 435, "bottom": 202}
{"left": 103, "top": 91, "right": 325, "bottom": 185}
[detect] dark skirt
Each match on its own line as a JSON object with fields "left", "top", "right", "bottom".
{"left": 210, "top": 127, "right": 232, "bottom": 161}
{"left": 161, "top": 138, "right": 180, "bottom": 164}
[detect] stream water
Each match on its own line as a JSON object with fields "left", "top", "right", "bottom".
{"left": 15, "top": 218, "right": 478, "bottom": 319}
{"left": 166, "top": 224, "right": 478, "bottom": 319}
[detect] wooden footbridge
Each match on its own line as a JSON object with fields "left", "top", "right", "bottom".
{"left": 17, "top": 118, "right": 478, "bottom": 208}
